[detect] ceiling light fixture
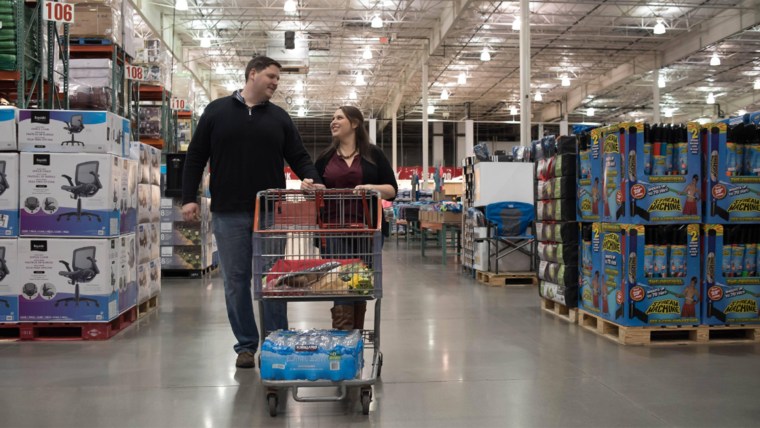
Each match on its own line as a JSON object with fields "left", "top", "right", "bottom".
{"left": 356, "top": 73, "right": 366, "bottom": 85}
{"left": 363, "top": 46, "right": 373, "bottom": 60}
{"left": 587, "top": 107, "right": 595, "bottom": 117}
{"left": 224, "top": 81, "right": 238, "bottom": 91}
{"left": 295, "top": 80, "right": 304, "bottom": 92}
{"left": 427, "top": 104, "right": 435, "bottom": 115}
{"left": 200, "top": 36, "right": 211, "bottom": 48}
{"left": 349, "top": 90, "right": 357, "bottom": 100}
{"left": 534, "top": 91, "right": 543, "bottom": 102}
{"left": 480, "top": 47, "right": 491, "bottom": 62}
{"left": 175, "top": 0, "right": 189, "bottom": 11}
{"left": 440, "top": 89, "right": 449, "bottom": 100}
{"left": 653, "top": 19, "right": 666, "bottom": 35}
{"left": 215, "top": 64, "right": 225, "bottom": 75}
{"left": 371, "top": 15, "right": 383, "bottom": 28}
{"left": 658, "top": 75, "right": 666, "bottom": 88}
{"left": 297, "top": 107, "right": 306, "bottom": 117}
{"left": 458, "top": 72, "right": 467, "bottom": 85}
{"left": 512, "top": 16, "right": 521, "bottom": 31}
{"left": 509, "top": 105, "right": 518, "bottom": 116}
{"left": 284, "top": 0, "right": 297, "bottom": 13}
{"left": 737, "top": 109, "right": 748, "bottom": 116}
{"left": 754, "top": 79, "right": 760, "bottom": 90}
{"left": 710, "top": 53, "right": 721, "bottom": 66}
{"left": 561, "top": 75, "right": 570, "bottom": 87}
{"left": 295, "top": 97, "right": 305, "bottom": 106}
{"left": 707, "top": 92, "right": 715, "bottom": 104}
{"left": 663, "top": 108, "right": 673, "bottom": 118}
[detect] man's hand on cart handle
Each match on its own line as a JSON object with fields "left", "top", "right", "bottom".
{"left": 182, "top": 202, "right": 200, "bottom": 221}
{"left": 301, "top": 178, "right": 326, "bottom": 191}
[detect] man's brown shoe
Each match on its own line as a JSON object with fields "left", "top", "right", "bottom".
{"left": 236, "top": 351, "right": 256, "bottom": 368}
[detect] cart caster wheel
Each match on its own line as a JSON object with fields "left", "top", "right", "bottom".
{"left": 361, "top": 388, "right": 372, "bottom": 415}
{"left": 377, "top": 354, "right": 383, "bottom": 378}
{"left": 267, "top": 394, "right": 278, "bottom": 417}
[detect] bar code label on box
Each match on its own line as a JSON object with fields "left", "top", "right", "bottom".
{"left": 330, "top": 360, "right": 340, "bottom": 371}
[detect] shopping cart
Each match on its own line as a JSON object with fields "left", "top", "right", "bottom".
{"left": 253, "top": 189, "right": 384, "bottom": 416}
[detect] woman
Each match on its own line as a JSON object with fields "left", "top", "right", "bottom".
{"left": 302, "top": 106, "right": 398, "bottom": 330}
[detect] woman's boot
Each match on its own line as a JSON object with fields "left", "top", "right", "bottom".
{"left": 353, "top": 301, "right": 367, "bottom": 330}
{"left": 331, "top": 304, "right": 355, "bottom": 330}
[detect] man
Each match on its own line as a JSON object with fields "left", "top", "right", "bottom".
{"left": 182, "top": 56, "right": 323, "bottom": 369}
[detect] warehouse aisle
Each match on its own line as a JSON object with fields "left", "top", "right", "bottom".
{"left": 0, "top": 246, "right": 759, "bottom": 427}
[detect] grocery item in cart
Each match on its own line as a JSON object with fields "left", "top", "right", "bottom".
{"left": 260, "top": 329, "right": 364, "bottom": 381}
{"left": 264, "top": 258, "right": 373, "bottom": 295}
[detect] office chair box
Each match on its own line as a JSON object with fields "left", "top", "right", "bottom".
{"left": 17, "top": 109, "right": 120, "bottom": 155}
{"left": 0, "top": 238, "right": 19, "bottom": 321}
{"left": 137, "top": 261, "right": 150, "bottom": 304}
{"left": 0, "top": 107, "right": 18, "bottom": 151}
{"left": 17, "top": 237, "right": 120, "bottom": 322}
{"left": 702, "top": 224, "right": 760, "bottom": 325}
{"left": 137, "top": 223, "right": 152, "bottom": 265}
{"left": 118, "top": 233, "right": 137, "bottom": 314}
{"left": 0, "top": 153, "right": 20, "bottom": 236}
{"left": 120, "top": 158, "right": 138, "bottom": 234}
{"left": 118, "top": 115, "right": 132, "bottom": 158}
{"left": 19, "top": 153, "right": 121, "bottom": 237}
{"left": 149, "top": 258, "right": 161, "bottom": 297}
{"left": 137, "top": 184, "right": 153, "bottom": 224}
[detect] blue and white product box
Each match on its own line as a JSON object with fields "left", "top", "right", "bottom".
{"left": 18, "top": 237, "right": 119, "bottom": 322}
{"left": 0, "top": 106, "right": 18, "bottom": 151}
{"left": 622, "top": 224, "right": 701, "bottom": 326}
{"left": 609, "top": 122, "right": 702, "bottom": 224}
{"left": 577, "top": 128, "right": 602, "bottom": 221}
{"left": 578, "top": 223, "right": 601, "bottom": 315}
{"left": 137, "top": 223, "right": 152, "bottom": 265}
{"left": 137, "top": 184, "right": 152, "bottom": 224}
{"left": 118, "top": 233, "right": 137, "bottom": 313}
{"left": 150, "top": 146, "right": 161, "bottom": 186}
{"left": 703, "top": 122, "right": 760, "bottom": 223}
{"left": 17, "top": 109, "right": 120, "bottom": 155}
{"left": 703, "top": 224, "right": 760, "bottom": 325}
{"left": 149, "top": 258, "right": 161, "bottom": 297}
{"left": 260, "top": 329, "right": 364, "bottom": 381}
{"left": 139, "top": 144, "right": 151, "bottom": 184}
{"left": 19, "top": 153, "right": 121, "bottom": 237}
{"left": 151, "top": 186, "right": 161, "bottom": 223}
{"left": 119, "top": 116, "right": 131, "bottom": 158}
{"left": 0, "top": 153, "right": 19, "bottom": 236}
{"left": 0, "top": 238, "right": 19, "bottom": 321}
{"left": 137, "top": 261, "right": 150, "bottom": 303}
{"left": 120, "top": 158, "right": 138, "bottom": 234}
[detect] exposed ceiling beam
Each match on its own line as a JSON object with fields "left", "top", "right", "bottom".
{"left": 539, "top": 0, "right": 760, "bottom": 122}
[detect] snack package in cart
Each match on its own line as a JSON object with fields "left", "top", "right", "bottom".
{"left": 264, "top": 258, "right": 373, "bottom": 296}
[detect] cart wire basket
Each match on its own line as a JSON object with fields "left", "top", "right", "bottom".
{"left": 253, "top": 189, "right": 384, "bottom": 416}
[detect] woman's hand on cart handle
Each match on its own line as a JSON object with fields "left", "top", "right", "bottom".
{"left": 181, "top": 202, "right": 200, "bottom": 221}
{"left": 301, "top": 178, "right": 326, "bottom": 191}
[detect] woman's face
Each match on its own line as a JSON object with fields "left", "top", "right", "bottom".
{"left": 331, "top": 109, "right": 356, "bottom": 140}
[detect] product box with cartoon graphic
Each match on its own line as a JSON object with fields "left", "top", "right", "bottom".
{"left": 702, "top": 224, "right": 760, "bottom": 325}
{"left": 18, "top": 109, "right": 121, "bottom": 155}
{"left": 578, "top": 223, "right": 602, "bottom": 315}
{"left": 18, "top": 237, "right": 119, "bottom": 322}
{"left": 577, "top": 129, "right": 602, "bottom": 221}
{"left": 0, "top": 238, "right": 19, "bottom": 321}
{"left": 603, "top": 122, "right": 702, "bottom": 224}
{"left": 19, "top": 153, "right": 121, "bottom": 237}
{"left": 703, "top": 122, "right": 760, "bottom": 223}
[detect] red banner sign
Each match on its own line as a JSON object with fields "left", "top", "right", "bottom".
{"left": 284, "top": 166, "right": 462, "bottom": 180}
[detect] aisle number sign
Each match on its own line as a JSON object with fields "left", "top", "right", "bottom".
{"left": 125, "top": 64, "right": 148, "bottom": 81}
{"left": 171, "top": 98, "right": 188, "bottom": 110}
{"left": 43, "top": 0, "right": 75, "bottom": 24}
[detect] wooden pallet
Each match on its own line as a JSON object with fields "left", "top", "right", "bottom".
{"left": 476, "top": 271, "right": 537, "bottom": 287}
{"left": 540, "top": 298, "right": 578, "bottom": 324}
{"left": 578, "top": 310, "right": 760, "bottom": 346}
{"left": 137, "top": 295, "right": 159, "bottom": 318}
{"left": 0, "top": 306, "right": 138, "bottom": 341}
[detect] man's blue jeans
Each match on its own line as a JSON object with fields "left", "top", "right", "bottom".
{"left": 212, "top": 211, "right": 287, "bottom": 354}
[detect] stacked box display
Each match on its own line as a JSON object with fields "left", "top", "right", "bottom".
{"left": 0, "top": 239, "right": 19, "bottom": 321}
{"left": 118, "top": 233, "right": 137, "bottom": 314}
{"left": 577, "top": 129, "right": 601, "bottom": 221}
{"left": 578, "top": 223, "right": 602, "bottom": 317}
{"left": 0, "top": 153, "right": 19, "bottom": 236}
{"left": 0, "top": 107, "right": 17, "bottom": 151}
{"left": 159, "top": 196, "right": 215, "bottom": 271}
{"left": 702, "top": 224, "right": 760, "bottom": 325}
{"left": 535, "top": 135, "right": 579, "bottom": 307}
{"left": 134, "top": 144, "right": 161, "bottom": 303}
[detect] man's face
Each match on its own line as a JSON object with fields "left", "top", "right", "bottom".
{"left": 247, "top": 65, "right": 280, "bottom": 100}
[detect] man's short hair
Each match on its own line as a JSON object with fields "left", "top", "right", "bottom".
{"left": 245, "top": 56, "right": 282, "bottom": 82}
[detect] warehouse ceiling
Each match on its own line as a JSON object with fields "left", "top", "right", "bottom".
{"left": 148, "top": 0, "right": 760, "bottom": 124}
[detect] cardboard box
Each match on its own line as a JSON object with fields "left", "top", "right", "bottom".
{"left": 160, "top": 221, "right": 203, "bottom": 246}
{"left": 601, "top": 122, "right": 702, "bottom": 224}
{"left": 0, "top": 153, "right": 19, "bottom": 236}
{"left": 702, "top": 224, "right": 760, "bottom": 325}
{"left": 149, "top": 258, "right": 161, "bottom": 297}
{"left": 20, "top": 153, "right": 121, "bottom": 237}
{"left": 160, "top": 245, "right": 203, "bottom": 270}
{"left": 118, "top": 233, "right": 137, "bottom": 313}
{"left": 703, "top": 122, "right": 760, "bottom": 223}
{"left": 0, "top": 107, "right": 18, "bottom": 151}
{"left": 137, "top": 223, "right": 152, "bottom": 265}
{"left": 70, "top": 4, "right": 122, "bottom": 46}
{"left": 578, "top": 223, "right": 601, "bottom": 316}
{"left": 18, "top": 237, "right": 120, "bottom": 322}
{"left": 18, "top": 109, "right": 121, "bottom": 155}
{"left": 137, "top": 261, "right": 150, "bottom": 303}
{"left": 578, "top": 129, "right": 602, "bottom": 221}
{"left": 137, "top": 184, "right": 152, "bottom": 224}
{"left": 120, "top": 158, "right": 138, "bottom": 234}
{"left": 150, "top": 146, "right": 161, "bottom": 186}
{"left": 139, "top": 143, "right": 151, "bottom": 184}
{"left": 593, "top": 223, "right": 701, "bottom": 326}
{"left": 151, "top": 186, "right": 161, "bottom": 223}
{"left": 0, "top": 239, "right": 19, "bottom": 321}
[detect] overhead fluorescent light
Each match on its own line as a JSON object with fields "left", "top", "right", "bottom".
{"left": 356, "top": 73, "right": 366, "bottom": 85}
{"left": 534, "top": 91, "right": 542, "bottom": 102}
{"left": 363, "top": 46, "right": 373, "bottom": 60}
{"left": 509, "top": 105, "right": 518, "bottom": 115}
{"left": 653, "top": 19, "right": 666, "bottom": 35}
{"left": 710, "top": 53, "right": 720, "bottom": 66}
{"left": 458, "top": 72, "right": 467, "bottom": 85}
{"left": 480, "top": 47, "right": 490, "bottom": 62}
{"left": 215, "top": 64, "right": 225, "bottom": 75}
{"left": 284, "top": 0, "right": 297, "bottom": 13}
{"left": 297, "top": 107, "right": 306, "bottom": 117}
{"left": 175, "top": 0, "right": 189, "bottom": 11}
{"left": 754, "top": 79, "right": 760, "bottom": 90}
{"left": 295, "top": 80, "right": 304, "bottom": 92}
{"left": 561, "top": 75, "right": 570, "bottom": 87}
{"left": 512, "top": 17, "right": 521, "bottom": 31}
{"left": 371, "top": 15, "right": 383, "bottom": 28}
{"left": 440, "top": 89, "right": 449, "bottom": 100}
{"left": 707, "top": 92, "right": 715, "bottom": 104}
{"left": 587, "top": 107, "right": 595, "bottom": 117}
{"left": 664, "top": 108, "right": 674, "bottom": 118}
{"left": 658, "top": 75, "right": 666, "bottom": 88}
{"left": 200, "top": 36, "right": 211, "bottom": 48}
{"left": 427, "top": 104, "right": 435, "bottom": 115}
{"left": 349, "top": 90, "right": 357, "bottom": 100}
